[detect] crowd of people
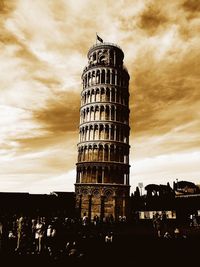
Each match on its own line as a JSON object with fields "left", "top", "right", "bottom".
{"left": 152, "top": 211, "right": 188, "bottom": 239}
{"left": 0, "top": 211, "right": 198, "bottom": 265}
{"left": 0, "top": 213, "right": 121, "bottom": 258}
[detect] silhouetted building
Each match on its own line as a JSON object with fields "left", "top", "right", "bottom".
{"left": 0, "top": 191, "right": 75, "bottom": 217}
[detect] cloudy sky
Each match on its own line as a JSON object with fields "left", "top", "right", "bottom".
{"left": 0, "top": 0, "right": 200, "bottom": 194}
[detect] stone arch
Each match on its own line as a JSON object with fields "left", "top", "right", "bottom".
{"left": 88, "top": 124, "right": 93, "bottom": 140}
{"left": 84, "top": 74, "right": 87, "bottom": 88}
{"left": 99, "top": 124, "right": 104, "bottom": 139}
{"left": 104, "top": 144, "right": 109, "bottom": 161}
{"left": 91, "top": 89, "right": 95, "bottom": 102}
{"left": 96, "top": 69, "right": 100, "bottom": 84}
{"left": 94, "top": 105, "right": 100, "bottom": 120}
{"left": 91, "top": 166, "right": 96, "bottom": 183}
{"left": 104, "top": 189, "right": 113, "bottom": 200}
{"left": 106, "top": 69, "right": 110, "bottom": 84}
{"left": 93, "top": 144, "right": 98, "bottom": 161}
{"left": 105, "top": 105, "right": 109, "bottom": 120}
{"left": 119, "top": 146, "right": 124, "bottom": 163}
{"left": 91, "top": 70, "right": 95, "bottom": 85}
{"left": 90, "top": 106, "right": 95, "bottom": 121}
{"left": 111, "top": 88, "right": 115, "bottom": 102}
{"left": 97, "top": 166, "right": 102, "bottom": 183}
{"left": 111, "top": 70, "right": 115, "bottom": 85}
{"left": 96, "top": 88, "right": 100, "bottom": 101}
{"left": 100, "top": 105, "right": 105, "bottom": 120}
{"left": 86, "top": 107, "right": 90, "bottom": 121}
{"left": 94, "top": 124, "right": 99, "bottom": 140}
{"left": 116, "top": 88, "right": 119, "bottom": 103}
{"left": 110, "top": 105, "right": 115, "bottom": 120}
{"left": 105, "top": 87, "right": 110, "bottom": 102}
{"left": 101, "top": 69, "right": 105, "bottom": 84}
{"left": 88, "top": 72, "right": 92, "bottom": 87}
{"left": 88, "top": 144, "right": 93, "bottom": 161}
{"left": 99, "top": 144, "right": 103, "bottom": 161}
{"left": 110, "top": 144, "right": 114, "bottom": 161}
{"left": 101, "top": 87, "right": 106, "bottom": 101}
{"left": 115, "top": 146, "right": 119, "bottom": 162}
{"left": 105, "top": 124, "right": 109, "bottom": 139}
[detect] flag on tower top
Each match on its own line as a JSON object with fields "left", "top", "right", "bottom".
{"left": 97, "top": 34, "right": 103, "bottom": 43}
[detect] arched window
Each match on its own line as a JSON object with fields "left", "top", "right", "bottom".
{"left": 84, "top": 93, "right": 87, "bottom": 104}
{"left": 111, "top": 88, "right": 115, "bottom": 102}
{"left": 111, "top": 71, "right": 115, "bottom": 85}
{"left": 86, "top": 108, "right": 90, "bottom": 121}
{"left": 84, "top": 146, "right": 88, "bottom": 161}
{"left": 94, "top": 106, "right": 100, "bottom": 120}
{"left": 86, "top": 126, "right": 89, "bottom": 141}
{"left": 94, "top": 125, "right": 99, "bottom": 140}
{"left": 119, "top": 147, "right": 124, "bottom": 162}
{"left": 88, "top": 145, "right": 93, "bottom": 161}
{"left": 101, "top": 69, "right": 105, "bottom": 84}
{"left": 91, "top": 167, "right": 96, "bottom": 183}
{"left": 104, "top": 145, "right": 108, "bottom": 161}
{"left": 116, "top": 127, "right": 119, "bottom": 141}
{"left": 96, "top": 70, "right": 100, "bottom": 84}
{"left": 106, "top": 69, "right": 110, "bottom": 84}
{"left": 92, "top": 71, "right": 95, "bottom": 85}
{"left": 96, "top": 88, "right": 100, "bottom": 102}
{"left": 90, "top": 106, "right": 95, "bottom": 121}
{"left": 99, "top": 145, "right": 103, "bottom": 161}
{"left": 97, "top": 168, "right": 102, "bottom": 183}
{"left": 101, "top": 87, "right": 105, "bottom": 101}
{"left": 99, "top": 125, "right": 104, "bottom": 139}
{"left": 93, "top": 145, "right": 98, "bottom": 161}
{"left": 105, "top": 125, "right": 109, "bottom": 139}
{"left": 89, "top": 125, "right": 93, "bottom": 140}
{"left": 115, "top": 146, "right": 119, "bottom": 162}
{"left": 106, "top": 88, "right": 110, "bottom": 102}
{"left": 100, "top": 106, "right": 105, "bottom": 120}
{"left": 88, "top": 72, "right": 92, "bottom": 86}
{"left": 116, "top": 89, "right": 119, "bottom": 103}
{"left": 110, "top": 145, "right": 114, "bottom": 161}
{"left": 91, "top": 89, "right": 95, "bottom": 102}
{"left": 85, "top": 75, "right": 88, "bottom": 88}
{"left": 111, "top": 126, "right": 114, "bottom": 140}
{"left": 105, "top": 106, "right": 109, "bottom": 120}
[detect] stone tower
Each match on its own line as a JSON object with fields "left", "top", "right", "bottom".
{"left": 75, "top": 40, "right": 130, "bottom": 221}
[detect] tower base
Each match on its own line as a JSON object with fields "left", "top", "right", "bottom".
{"left": 75, "top": 183, "right": 130, "bottom": 221}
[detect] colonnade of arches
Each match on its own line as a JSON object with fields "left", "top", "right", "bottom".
{"left": 87, "top": 47, "right": 122, "bottom": 67}
{"left": 82, "top": 68, "right": 129, "bottom": 89}
{"left": 80, "top": 104, "right": 129, "bottom": 124}
{"left": 76, "top": 165, "right": 129, "bottom": 185}
{"left": 79, "top": 123, "right": 129, "bottom": 143}
{"left": 77, "top": 143, "right": 129, "bottom": 164}
{"left": 81, "top": 86, "right": 128, "bottom": 106}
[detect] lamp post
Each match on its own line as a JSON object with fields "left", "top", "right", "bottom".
{"left": 138, "top": 183, "right": 143, "bottom": 196}
{"left": 176, "top": 179, "right": 178, "bottom": 189}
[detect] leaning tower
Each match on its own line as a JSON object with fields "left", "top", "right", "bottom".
{"left": 75, "top": 40, "right": 130, "bottom": 221}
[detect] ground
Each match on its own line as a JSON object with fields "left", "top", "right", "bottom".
{"left": 1, "top": 222, "right": 200, "bottom": 267}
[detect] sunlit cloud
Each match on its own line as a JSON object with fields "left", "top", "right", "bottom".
{"left": 0, "top": 0, "right": 200, "bottom": 193}
{"left": 131, "top": 151, "right": 200, "bottom": 190}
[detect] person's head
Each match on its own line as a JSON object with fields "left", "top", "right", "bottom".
{"left": 174, "top": 228, "right": 180, "bottom": 234}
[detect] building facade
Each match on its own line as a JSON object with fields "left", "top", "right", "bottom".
{"left": 75, "top": 41, "right": 130, "bottom": 221}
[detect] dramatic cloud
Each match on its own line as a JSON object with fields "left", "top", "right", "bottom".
{"left": 0, "top": 0, "right": 200, "bottom": 193}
